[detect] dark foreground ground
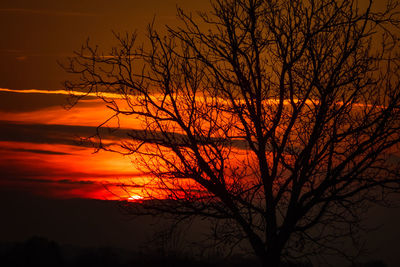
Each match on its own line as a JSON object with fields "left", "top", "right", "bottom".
{"left": 0, "top": 191, "right": 397, "bottom": 267}
{"left": 0, "top": 236, "right": 277, "bottom": 267}
{"left": 0, "top": 236, "right": 389, "bottom": 267}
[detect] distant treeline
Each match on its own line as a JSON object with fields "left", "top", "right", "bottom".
{"left": 0, "top": 236, "right": 387, "bottom": 267}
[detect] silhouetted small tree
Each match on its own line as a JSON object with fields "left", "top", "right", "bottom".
{"left": 63, "top": 0, "right": 400, "bottom": 266}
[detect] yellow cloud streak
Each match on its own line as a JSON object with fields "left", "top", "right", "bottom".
{"left": 0, "top": 88, "right": 384, "bottom": 109}
{"left": 0, "top": 88, "right": 124, "bottom": 99}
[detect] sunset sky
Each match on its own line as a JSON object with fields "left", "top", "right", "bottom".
{"left": 0, "top": 0, "right": 394, "bottom": 200}
{"left": 2, "top": 1, "right": 400, "bottom": 266}
{"left": 0, "top": 0, "right": 210, "bottom": 200}
{"left": 0, "top": 0, "right": 217, "bottom": 253}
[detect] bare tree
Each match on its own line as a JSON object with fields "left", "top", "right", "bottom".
{"left": 62, "top": 0, "right": 400, "bottom": 266}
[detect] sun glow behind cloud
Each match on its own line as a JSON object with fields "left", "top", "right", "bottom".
{"left": 1, "top": 88, "right": 236, "bottom": 201}
{"left": 0, "top": 88, "right": 260, "bottom": 202}
{"left": 0, "top": 89, "right": 153, "bottom": 200}
{"left": 2, "top": 88, "right": 393, "bottom": 201}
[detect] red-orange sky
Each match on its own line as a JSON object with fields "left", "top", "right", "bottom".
{"left": 0, "top": 0, "right": 395, "bottom": 200}
{"left": 2, "top": 2, "right": 400, "bottom": 266}
{"left": 0, "top": 0, "right": 210, "bottom": 200}
{"left": 0, "top": 89, "right": 147, "bottom": 199}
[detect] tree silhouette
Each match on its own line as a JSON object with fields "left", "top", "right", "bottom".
{"left": 63, "top": 0, "right": 400, "bottom": 266}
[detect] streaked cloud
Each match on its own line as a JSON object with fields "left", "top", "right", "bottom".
{"left": 0, "top": 121, "right": 100, "bottom": 146}
{"left": 0, "top": 139, "right": 147, "bottom": 199}
{"left": 0, "top": 8, "right": 99, "bottom": 17}
{"left": 0, "top": 88, "right": 125, "bottom": 99}
{"left": 0, "top": 49, "right": 74, "bottom": 58}
{"left": 0, "top": 88, "right": 143, "bottom": 199}
{"left": 3, "top": 177, "right": 96, "bottom": 185}
{"left": 0, "top": 88, "right": 247, "bottom": 200}
{"left": 10, "top": 148, "right": 71, "bottom": 155}
{"left": 15, "top": 56, "right": 28, "bottom": 61}
{"left": 0, "top": 90, "right": 72, "bottom": 112}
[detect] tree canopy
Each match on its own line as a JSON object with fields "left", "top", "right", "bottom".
{"left": 63, "top": 0, "right": 400, "bottom": 266}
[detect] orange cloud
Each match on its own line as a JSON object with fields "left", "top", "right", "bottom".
{"left": 0, "top": 89, "right": 149, "bottom": 200}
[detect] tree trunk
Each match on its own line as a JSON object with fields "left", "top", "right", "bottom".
{"left": 260, "top": 248, "right": 282, "bottom": 267}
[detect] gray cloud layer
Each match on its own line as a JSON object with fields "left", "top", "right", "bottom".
{"left": 0, "top": 91, "right": 96, "bottom": 112}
